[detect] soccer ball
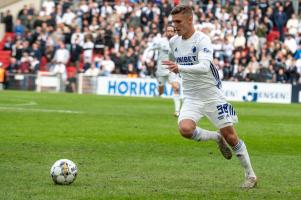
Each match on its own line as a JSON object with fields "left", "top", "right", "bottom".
{"left": 50, "top": 159, "right": 78, "bottom": 185}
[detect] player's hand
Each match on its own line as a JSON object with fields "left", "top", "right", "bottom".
{"left": 162, "top": 60, "right": 179, "bottom": 73}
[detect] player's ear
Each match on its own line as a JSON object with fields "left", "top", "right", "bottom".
{"left": 188, "top": 15, "right": 193, "bottom": 24}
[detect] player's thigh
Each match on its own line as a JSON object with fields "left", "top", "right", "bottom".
{"left": 157, "top": 76, "right": 168, "bottom": 87}
{"left": 204, "top": 101, "right": 238, "bottom": 129}
{"left": 168, "top": 73, "right": 179, "bottom": 85}
{"left": 169, "top": 74, "right": 180, "bottom": 92}
{"left": 178, "top": 98, "right": 204, "bottom": 125}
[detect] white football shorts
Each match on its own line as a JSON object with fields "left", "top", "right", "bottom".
{"left": 157, "top": 72, "right": 179, "bottom": 87}
{"left": 178, "top": 98, "right": 238, "bottom": 129}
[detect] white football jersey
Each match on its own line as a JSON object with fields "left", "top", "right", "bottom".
{"left": 149, "top": 36, "right": 171, "bottom": 76}
{"left": 169, "top": 31, "right": 225, "bottom": 101}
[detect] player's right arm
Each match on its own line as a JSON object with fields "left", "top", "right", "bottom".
{"left": 164, "top": 34, "right": 212, "bottom": 74}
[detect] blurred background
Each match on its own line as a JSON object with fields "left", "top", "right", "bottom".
{"left": 0, "top": 0, "right": 301, "bottom": 102}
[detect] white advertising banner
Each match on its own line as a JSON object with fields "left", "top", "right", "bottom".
{"left": 36, "top": 72, "right": 61, "bottom": 92}
{"left": 96, "top": 77, "right": 292, "bottom": 104}
{"left": 223, "top": 82, "right": 292, "bottom": 104}
{"left": 96, "top": 77, "right": 175, "bottom": 97}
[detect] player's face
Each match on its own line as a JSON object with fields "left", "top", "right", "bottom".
{"left": 172, "top": 13, "right": 192, "bottom": 37}
{"left": 165, "top": 26, "right": 175, "bottom": 39}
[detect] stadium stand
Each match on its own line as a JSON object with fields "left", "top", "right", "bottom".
{"left": 0, "top": 0, "right": 300, "bottom": 89}
{"left": 0, "top": 0, "right": 20, "bottom": 10}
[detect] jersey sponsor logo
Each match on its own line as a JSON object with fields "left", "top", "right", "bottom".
{"left": 176, "top": 56, "right": 197, "bottom": 64}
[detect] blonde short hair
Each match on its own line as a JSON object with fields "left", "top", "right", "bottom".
{"left": 170, "top": 5, "right": 193, "bottom": 16}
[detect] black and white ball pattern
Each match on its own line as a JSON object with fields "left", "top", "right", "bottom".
{"left": 50, "top": 159, "right": 77, "bottom": 185}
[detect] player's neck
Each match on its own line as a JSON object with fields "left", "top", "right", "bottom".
{"left": 182, "top": 28, "right": 195, "bottom": 40}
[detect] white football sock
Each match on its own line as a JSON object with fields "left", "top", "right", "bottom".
{"left": 173, "top": 94, "right": 181, "bottom": 113}
{"left": 191, "top": 127, "right": 221, "bottom": 142}
{"left": 233, "top": 140, "right": 256, "bottom": 178}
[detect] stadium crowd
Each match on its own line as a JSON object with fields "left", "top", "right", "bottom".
{"left": 1, "top": 0, "right": 301, "bottom": 85}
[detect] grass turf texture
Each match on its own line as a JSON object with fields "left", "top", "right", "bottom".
{"left": 0, "top": 90, "right": 300, "bottom": 200}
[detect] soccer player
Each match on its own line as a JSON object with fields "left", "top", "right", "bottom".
{"left": 162, "top": 5, "right": 257, "bottom": 189}
{"left": 148, "top": 25, "right": 181, "bottom": 117}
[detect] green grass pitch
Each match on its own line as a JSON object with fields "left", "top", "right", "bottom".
{"left": 0, "top": 90, "right": 300, "bottom": 200}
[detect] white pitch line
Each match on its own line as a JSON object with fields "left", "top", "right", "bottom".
{"left": 0, "top": 106, "right": 83, "bottom": 114}
{"left": 0, "top": 101, "right": 38, "bottom": 106}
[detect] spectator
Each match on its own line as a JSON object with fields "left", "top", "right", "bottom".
{"left": 51, "top": 61, "right": 67, "bottom": 82}
{"left": 286, "top": 57, "right": 300, "bottom": 84}
{"left": 262, "top": 64, "right": 276, "bottom": 82}
{"left": 62, "top": 8, "right": 76, "bottom": 26}
{"left": 100, "top": 55, "right": 115, "bottom": 76}
{"left": 110, "top": 49, "right": 124, "bottom": 74}
{"left": 283, "top": 1, "right": 294, "bottom": 19}
{"left": 276, "top": 68, "right": 288, "bottom": 83}
{"left": 273, "top": 5, "right": 287, "bottom": 42}
{"left": 284, "top": 34, "right": 298, "bottom": 55}
{"left": 45, "top": 45, "right": 55, "bottom": 68}
{"left": 71, "top": 26, "right": 84, "bottom": 46}
{"left": 84, "top": 63, "right": 99, "bottom": 76}
{"left": 286, "top": 13, "right": 298, "bottom": 36}
{"left": 53, "top": 42, "right": 70, "bottom": 65}
{"left": 0, "top": 63, "right": 5, "bottom": 89}
{"left": 7, "top": 57, "right": 19, "bottom": 73}
{"left": 294, "top": 43, "right": 301, "bottom": 60}
{"left": 245, "top": 55, "right": 260, "bottom": 81}
{"left": 14, "top": 19, "right": 25, "bottom": 36}
{"left": 234, "top": 28, "right": 246, "bottom": 50}
{"left": 19, "top": 51, "right": 33, "bottom": 74}
{"left": 3, "top": 36, "right": 13, "bottom": 51}
{"left": 2, "top": 10, "right": 13, "bottom": 32}
{"left": 100, "top": 2, "right": 113, "bottom": 17}
{"left": 247, "top": 31, "right": 260, "bottom": 52}
{"left": 70, "top": 38, "right": 82, "bottom": 72}
{"left": 125, "top": 47, "right": 137, "bottom": 76}
{"left": 12, "top": 40, "right": 24, "bottom": 61}
{"left": 82, "top": 34, "right": 94, "bottom": 71}
{"left": 212, "top": 35, "right": 223, "bottom": 60}
{"left": 232, "top": 65, "right": 245, "bottom": 82}
{"left": 42, "top": 0, "right": 55, "bottom": 16}
{"left": 30, "top": 42, "right": 42, "bottom": 61}
{"left": 259, "top": 54, "right": 270, "bottom": 69}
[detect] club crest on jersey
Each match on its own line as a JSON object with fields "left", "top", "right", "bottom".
{"left": 203, "top": 48, "right": 210, "bottom": 53}
{"left": 192, "top": 46, "right": 197, "bottom": 53}
{"left": 175, "top": 47, "right": 178, "bottom": 52}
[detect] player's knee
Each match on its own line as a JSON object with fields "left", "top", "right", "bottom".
{"left": 179, "top": 120, "right": 195, "bottom": 138}
{"left": 174, "top": 88, "right": 179, "bottom": 94}
{"left": 179, "top": 127, "right": 192, "bottom": 138}
{"left": 172, "top": 84, "right": 179, "bottom": 94}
